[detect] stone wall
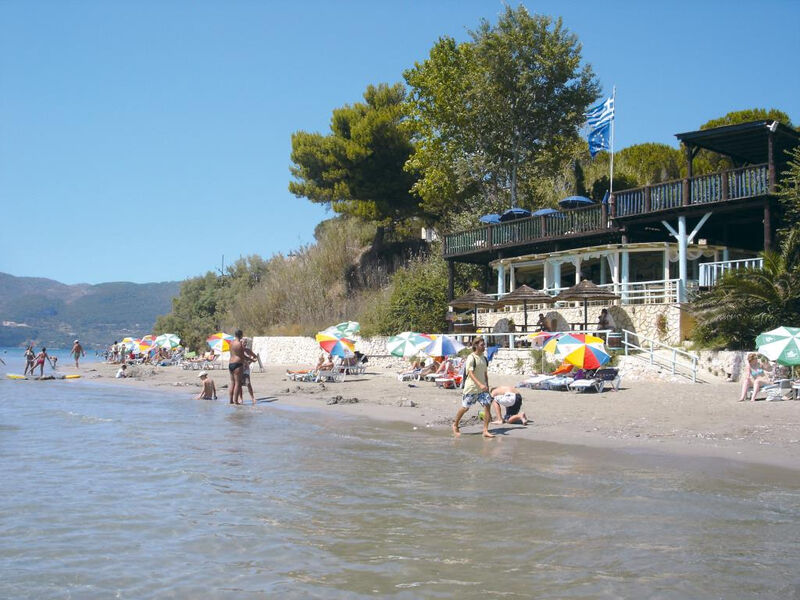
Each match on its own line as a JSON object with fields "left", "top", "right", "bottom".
{"left": 251, "top": 335, "right": 759, "bottom": 384}
{"left": 251, "top": 336, "right": 410, "bottom": 371}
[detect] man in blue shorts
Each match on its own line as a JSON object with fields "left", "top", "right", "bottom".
{"left": 452, "top": 338, "right": 495, "bottom": 438}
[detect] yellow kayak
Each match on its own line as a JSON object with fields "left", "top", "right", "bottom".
{"left": 6, "top": 373, "right": 81, "bottom": 380}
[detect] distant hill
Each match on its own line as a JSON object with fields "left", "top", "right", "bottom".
{"left": 0, "top": 272, "right": 181, "bottom": 349}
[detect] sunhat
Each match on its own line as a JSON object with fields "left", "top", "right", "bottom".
{"left": 198, "top": 371, "right": 208, "bottom": 378}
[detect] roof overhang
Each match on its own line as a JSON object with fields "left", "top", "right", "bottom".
{"left": 675, "top": 120, "right": 799, "bottom": 164}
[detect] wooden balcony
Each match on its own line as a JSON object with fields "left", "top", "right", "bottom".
{"left": 443, "top": 164, "right": 771, "bottom": 260}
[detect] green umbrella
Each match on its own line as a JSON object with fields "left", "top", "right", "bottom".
{"left": 387, "top": 332, "right": 430, "bottom": 358}
{"left": 756, "top": 326, "right": 800, "bottom": 365}
{"left": 324, "top": 321, "right": 360, "bottom": 337}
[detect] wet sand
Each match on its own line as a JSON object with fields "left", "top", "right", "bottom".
{"left": 72, "top": 361, "right": 800, "bottom": 472}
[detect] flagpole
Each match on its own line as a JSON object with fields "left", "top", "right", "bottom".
{"left": 609, "top": 85, "right": 616, "bottom": 195}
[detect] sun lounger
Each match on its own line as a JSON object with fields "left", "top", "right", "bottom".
{"left": 541, "top": 375, "right": 574, "bottom": 391}
{"left": 397, "top": 370, "right": 421, "bottom": 382}
{"left": 751, "top": 378, "right": 792, "bottom": 401}
{"left": 518, "top": 374, "right": 555, "bottom": 389}
{"left": 316, "top": 366, "right": 346, "bottom": 383}
{"left": 569, "top": 368, "right": 621, "bottom": 393}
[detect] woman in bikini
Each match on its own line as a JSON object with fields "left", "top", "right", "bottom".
{"left": 738, "top": 352, "right": 771, "bottom": 402}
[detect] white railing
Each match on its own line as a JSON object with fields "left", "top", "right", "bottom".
{"left": 451, "top": 329, "right": 614, "bottom": 350}
{"left": 493, "top": 278, "right": 680, "bottom": 306}
{"left": 698, "top": 258, "right": 763, "bottom": 287}
{"left": 621, "top": 328, "right": 698, "bottom": 382}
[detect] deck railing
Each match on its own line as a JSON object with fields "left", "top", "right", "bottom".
{"left": 444, "top": 163, "right": 770, "bottom": 258}
{"left": 698, "top": 257, "right": 764, "bottom": 287}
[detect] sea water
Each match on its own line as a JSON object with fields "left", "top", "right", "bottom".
{"left": 1, "top": 375, "right": 799, "bottom": 599}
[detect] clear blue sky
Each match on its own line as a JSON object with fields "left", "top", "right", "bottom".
{"left": 1, "top": 0, "right": 798, "bottom": 285}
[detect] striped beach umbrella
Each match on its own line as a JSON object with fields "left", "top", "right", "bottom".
{"left": 543, "top": 333, "right": 605, "bottom": 357}
{"left": 207, "top": 332, "right": 234, "bottom": 353}
{"left": 315, "top": 332, "right": 355, "bottom": 358}
{"left": 386, "top": 332, "right": 430, "bottom": 358}
{"left": 756, "top": 326, "right": 800, "bottom": 365}
{"left": 323, "top": 321, "right": 360, "bottom": 338}
{"left": 562, "top": 343, "right": 611, "bottom": 369}
{"left": 155, "top": 333, "right": 181, "bottom": 349}
{"left": 121, "top": 337, "right": 141, "bottom": 353}
{"left": 422, "top": 335, "right": 465, "bottom": 357}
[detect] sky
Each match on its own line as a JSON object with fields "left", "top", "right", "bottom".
{"left": 1, "top": 0, "right": 798, "bottom": 285}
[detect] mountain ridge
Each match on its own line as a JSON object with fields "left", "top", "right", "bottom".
{"left": 0, "top": 272, "right": 181, "bottom": 349}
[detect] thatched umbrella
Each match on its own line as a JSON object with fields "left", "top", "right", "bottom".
{"left": 554, "top": 280, "right": 620, "bottom": 330}
{"left": 494, "top": 284, "right": 555, "bottom": 332}
{"left": 449, "top": 288, "right": 496, "bottom": 329}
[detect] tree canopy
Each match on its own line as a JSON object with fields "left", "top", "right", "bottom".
{"left": 404, "top": 6, "right": 598, "bottom": 225}
{"left": 289, "top": 83, "right": 421, "bottom": 231}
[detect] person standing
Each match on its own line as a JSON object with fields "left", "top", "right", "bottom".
{"left": 452, "top": 338, "right": 495, "bottom": 438}
{"left": 23, "top": 345, "right": 35, "bottom": 375}
{"left": 238, "top": 337, "right": 257, "bottom": 405}
{"left": 70, "top": 340, "right": 85, "bottom": 368}
{"left": 31, "top": 347, "right": 51, "bottom": 377}
{"left": 228, "top": 330, "right": 257, "bottom": 405}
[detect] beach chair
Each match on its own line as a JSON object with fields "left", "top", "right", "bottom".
{"left": 316, "top": 365, "right": 346, "bottom": 383}
{"left": 542, "top": 375, "right": 574, "bottom": 391}
{"left": 570, "top": 368, "right": 621, "bottom": 392}
{"left": 518, "top": 374, "right": 555, "bottom": 389}
{"left": 751, "top": 378, "right": 792, "bottom": 401}
{"left": 397, "top": 369, "right": 421, "bottom": 382}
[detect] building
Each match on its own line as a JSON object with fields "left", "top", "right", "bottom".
{"left": 442, "top": 120, "right": 800, "bottom": 345}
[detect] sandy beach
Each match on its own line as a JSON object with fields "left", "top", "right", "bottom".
{"left": 66, "top": 360, "right": 800, "bottom": 473}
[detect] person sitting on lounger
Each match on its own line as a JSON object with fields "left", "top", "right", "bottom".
{"left": 418, "top": 356, "right": 442, "bottom": 378}
{"left": 738, "top": 352, "right": 772, "bottom": 402}
{"left": 488, "top": 385, "right": 529, "bottom": 425}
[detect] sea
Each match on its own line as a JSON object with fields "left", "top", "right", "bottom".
{"left": 1, "top": 351, "right": 799, "bottom": 599}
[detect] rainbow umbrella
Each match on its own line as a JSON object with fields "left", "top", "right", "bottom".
{"left": 315, "top": 332, "right": 356, "bottom": 358}
{"left": 387, "top": 331, "right": 430, "bottom": 358}
{"left": 121, "top": 337, "right": 141, "bottom": 353}
{"left": 543, "top": 333, "right": 605, "bottom": 357}
{"left": 138, "top": 337, "right": 155, "bottom": 354}
{"left": 155, "top": 333, "right": 181, "bottom": 349}
{"left": 207, "top": 332, "right": 234, "bottom": 353}
{"left": 563, "top": 343, "right": 611, "bottom": 369}
{"left": 422, "top": 335, "right": 465, "bottom": 357}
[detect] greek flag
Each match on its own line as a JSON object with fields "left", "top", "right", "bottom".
{"left": 586, "top": 95, "right": 614, "bottom": 157}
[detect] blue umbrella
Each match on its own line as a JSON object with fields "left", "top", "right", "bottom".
{"left": 479, "top": 213, "right": 501, "bottom": 224}
{"left": 558, "top": 195, "right": 593, "bottom": 209}
{"left": 532, "top": 208, "right": 564, "bottom": 217}
{"left": 499, "top": 207, "right": 531, "bottom": 222}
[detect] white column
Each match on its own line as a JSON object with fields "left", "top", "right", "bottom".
{"left": 600, "top": 255, "right": 607, "bottom": 285}
{"left": 553, "top": 261, "right": 562, "bottom": 291}
{"left": 543, "top": 261, "right": 550, "bottom": 292}
{"left": 722, "top": 247, "right": 730, "bottom": 262}
{"left": 497, "top": 263, "right": 506, "bottom": 296}
{"left": 613, "top": 252, "right": 621, "bottom": 295}
{"left": 621, "top": 250, "right": 630, "bottom": 303}
{"left": 678, "top": 216, "right": 688, "bottom": 302}
{"left": 509, "top": 265, "right": 516, "bottom": 291}
{"left": 573, "top": 257, "right": 582, "bottom": 284}
{"left": 663, "top": 247, "right": 670, "bottom": 282}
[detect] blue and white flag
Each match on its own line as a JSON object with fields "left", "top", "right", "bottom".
{"left": 586, "top": 94, "right": 614, "bottom": 157}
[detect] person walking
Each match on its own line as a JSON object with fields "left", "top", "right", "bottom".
{"left": 70, "top": 340, "right": 85, "bottom": 368}
{"left": 452, "top": 338, "right": 495, "bottom": 438}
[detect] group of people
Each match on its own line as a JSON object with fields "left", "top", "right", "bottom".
{"left": 106, "top": 341, "right": 180, "bottom": 366}
{"left": 21, "top": 340, "right": 85, "bottom": 376}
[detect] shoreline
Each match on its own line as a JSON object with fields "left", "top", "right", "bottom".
{"left": 50, "top": 360, "right": 800, "bottom": 473}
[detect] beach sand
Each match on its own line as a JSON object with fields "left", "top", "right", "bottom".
{"left": 70, "top": 361, "right": 800, "bottom": 472}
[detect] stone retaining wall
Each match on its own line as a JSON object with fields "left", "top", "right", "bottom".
{"left": 251, "top": 335, "right": 758, "bottom": 384}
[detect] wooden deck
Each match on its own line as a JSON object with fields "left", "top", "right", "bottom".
{"left": 443, "top": 163, "right": 771, "bottom": 260}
